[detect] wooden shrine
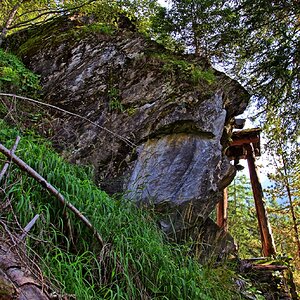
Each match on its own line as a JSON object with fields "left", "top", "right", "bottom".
{"left": 217, "top": 127, "right": 276, "bottom": 257}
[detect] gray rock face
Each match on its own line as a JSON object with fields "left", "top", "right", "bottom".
{"left": 11, "top": 19, "right": 249, "bottom": 246}
{"left": 125, "top": 93, "right": 236, "bottom": 237}
{"left": 126, "top": 133, "right": 233, "bottom": 235}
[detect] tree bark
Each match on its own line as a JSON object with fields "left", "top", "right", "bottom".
{"left": 217, "top": 188, "right": 228, "bottom": 231}
{"left": 0, "top": 1, "right": 24, "bottom": 47}
{"left": 0, "top": 225, "right": 51, "bottom": 300}
{"left": 282, "top": 156, "right": 300, "bottom": 258}
{"left": 246, "top": 144, "right": 276, "bottom": 257}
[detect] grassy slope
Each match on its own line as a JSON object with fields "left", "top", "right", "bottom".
{"left": 0, "top": 120, "right": 243, "bottom": 300}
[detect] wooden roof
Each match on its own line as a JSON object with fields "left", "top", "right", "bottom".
{"left": 226, "top": 128, "right": 261, "bottom": 160}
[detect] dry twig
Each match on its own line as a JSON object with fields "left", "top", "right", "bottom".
{"left": 19, "top": 214, "right": 40, "bottom": 240}
{"left": 0, "top": 93, "right": 136, "bottom": 148}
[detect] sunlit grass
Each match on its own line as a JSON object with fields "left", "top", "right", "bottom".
{"left": 0, "top": 120, "right": 242, "bottom": 300}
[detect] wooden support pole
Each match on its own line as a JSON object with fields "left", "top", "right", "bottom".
{"left": 246, "top": 144, "right": 276, "bottom": 257}
{"left": 217, "top": 188, "right": 228, "bottom": 231}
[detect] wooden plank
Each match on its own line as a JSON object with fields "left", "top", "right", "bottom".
{"left": 230, "top": 136, "right": 260, "bottom": 146}
{"left": 252, "top": 264, "right": 288, "bottom": 271}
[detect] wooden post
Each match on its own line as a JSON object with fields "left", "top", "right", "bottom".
{"left": 217, "top": 188, "right": 228, "bottom": 231}
{"left": 246, "top": 144, "right": 276, "bottom": 257}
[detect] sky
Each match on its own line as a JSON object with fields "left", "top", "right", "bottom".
{"left": 157, "top": 0, "right": 168, "bottom": 7}
{"left": 235, "top": 103, "right": 275, "bottom": 191}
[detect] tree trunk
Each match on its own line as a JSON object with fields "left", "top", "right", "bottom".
{"left": 282, "top": 156, "right": 300, "bottom": 258}
{"left": 0, "top": 229, "right": 51, "bottom": 300}
{"left": 0, "top": 1, "right": 24, "bottom": 47}
{"left": 246, "top": 144, "right": 276, "bottom": 257}
{"left": 217, "top": 188, "right": 228, "bottom": 231}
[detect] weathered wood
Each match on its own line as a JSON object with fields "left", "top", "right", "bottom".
{"left": 252, "top": 264, "right": 288, "bottom": 271}
{"left": 19, "top": 214, "right": 40, "bottom": 240}
{"left": 226, "top": 128, "right": 261, "bottom": 160}
{"left": 229, "top": 136, "right": 260, "bottom": 147}
{"left": 240, "top": 258, "right": 298, "bottom": 300}
{"left": 0, "top": 230, "right": 51, "bottom": 300}
{"left": 0, "top": 135, "right": 20, "bottom": 182}
{"left": 0, "top": 142, "right": 104, "bottom": 247}
{"left": 217, "top": 188, "right": 228, "bottom": 231}
{"left": 246, "top": 144, "right": 276, "bottom": 257}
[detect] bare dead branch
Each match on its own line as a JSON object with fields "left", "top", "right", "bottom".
{"left": 0, "top": 93, "right": 136, "bottom": 148}
{"left": 8, "top": 0, "right": 97, "bottom": 31}
{"left": 0, "top": 219, "right": 17, "bottom": 246}
{"left": 0, "top": 1, "right": 23, "bottom": 46}
{"left": 0, "top": 135, "right": 20, "bottom": 183}
{"left": 0, "top": 142, "right": 104, "bottom": 247}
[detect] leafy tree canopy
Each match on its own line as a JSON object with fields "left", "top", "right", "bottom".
{"left": 162, "top": 0, "right": 299, "bottom": 140}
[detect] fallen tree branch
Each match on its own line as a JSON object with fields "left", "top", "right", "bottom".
{"left": 0, "top": 135, "right": 20, "bottom": 183}
{"left": 19, "top": 214, "right": 40, "bottom": 241}
{"left": 0, "top": 142, "right": 104, "bottom": 247}
{"left": 0, "top": 93, "right": 136, "bottom": 148}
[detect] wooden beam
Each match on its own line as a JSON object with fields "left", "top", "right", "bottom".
{"left": 216, "top": 188, "right": 228, "bottom": 231}
{"left": 246, "top": 144, "right": 276, "bottom": 257}
{"left": 230, "top": 136, "right": 260, "bottom": 147}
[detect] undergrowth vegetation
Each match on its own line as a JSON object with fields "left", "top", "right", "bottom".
{"left": 151, "top": 53, "right": 216, "bottom": 85}
{"left": 0, "top": 120, "right": 243, "bottom": 299}
{"left": 0, "top": 49, "right": 40, "bottom": 96}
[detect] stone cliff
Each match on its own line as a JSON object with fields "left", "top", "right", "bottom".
{"left": 7, "top": 17, "right": 249, "bottom": 255}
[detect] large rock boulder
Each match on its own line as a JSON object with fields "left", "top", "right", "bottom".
{"left": 7, "top": 17, "right": 249, "bottom": 247}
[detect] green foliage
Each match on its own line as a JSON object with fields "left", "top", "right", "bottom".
{"left": 263, "top": 108, "right": 300, "bottom": 278}
{"left": 0, "top": 1, "right": 91, "bottom": 34}
{"left": 82, "top": 23, "right": 116, "bottom": 35}
{"left": 153, "top": 53, "right": 215, "bottom": 85}
{"left": 161, "top": 0, "right": 299, "bottom": 141}
{"left": 165, "top": 0, "right": 223, "bottom": 57}
{"left": 0, "top": 120, "right": 243, "bottom": 300}
{"left": 0, "top": 48, "right": 40, "bottom": 96}
{"left": 227, "top": 175, "right": 262, "bottom": 258}
{"left": 140, "top": 4, "right": 184, "bottom": 53}
{"left": 190, "top": 66, "right": 215, "bottom": 85}
{"left": 108, "top": 87, "right": 124, "bottom": 112}
{"left": 221, "top": 0, "right": 300, "bottom": 139}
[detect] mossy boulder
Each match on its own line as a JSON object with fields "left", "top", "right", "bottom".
{"left": 5, "top": 17, "right": 249, "bottom": 252}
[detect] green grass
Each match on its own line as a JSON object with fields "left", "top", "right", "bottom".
{"left": 151, "top": 53, "right": 216, "bottom": 85}
{"left": 0, "top": 120, "right": 243, "bottom": 300}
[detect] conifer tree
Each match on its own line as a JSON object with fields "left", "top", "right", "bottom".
{"left": 164, "top": 0, "right": 299, "bottom": 140}
{"left": 264, "top": 109, "right": 300, "bottom": 259}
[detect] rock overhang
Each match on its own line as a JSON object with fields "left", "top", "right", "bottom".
{"left": 5, "top": 17, "right": 250, "bottom": 249}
